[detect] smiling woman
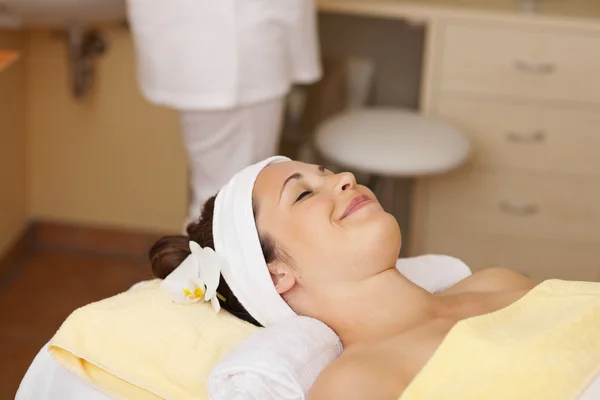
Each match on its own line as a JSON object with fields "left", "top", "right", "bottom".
{"left": 250, "top": 160, "right": 402, "bottom": 320}
{"left": 150, "top": 158, "right": 398, "bottom": 328}
{"left": 149, "top": 156, "right": 600, "bottom": 400}
{"left": 150, "top": 156, "right": 401, "bottom": 326}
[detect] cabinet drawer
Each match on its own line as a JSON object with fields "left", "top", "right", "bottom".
{"left": 440, "top": 23, "right": 600, "bottom": 104}
{"left": 424, "top": 232, "right": 600, "bottom": 282}
{"left": 437, "top": 97, "right": 600, "bottom": 174}
{"left": 426, "top": 170, "right": 600, "bottom": 243}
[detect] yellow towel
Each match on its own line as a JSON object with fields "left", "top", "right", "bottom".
{"left": 400, "top": 279, "right": 600, "bottom": 400}
{"left": 49, "top": 280, "right": 259, "bottom": 400}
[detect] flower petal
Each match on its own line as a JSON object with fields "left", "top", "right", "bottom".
{"left": 199, "top": 248, "right": 225, "bottom": 301}
{"left": 160, "top": 253, "right": 199, "bottom": 303}
{"left": 211, "top": 294, "right": 221, "bottom": 313}
{"left": 189, "top": 240, "right": 202, "bottom": 255}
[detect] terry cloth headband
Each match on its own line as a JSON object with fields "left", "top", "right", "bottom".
{"left": 213, "top": 156, "right": 296, "bottom": 327}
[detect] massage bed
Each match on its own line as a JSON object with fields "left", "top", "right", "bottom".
{"left": 16, "top": 258, "right": 600, "bottom": 400}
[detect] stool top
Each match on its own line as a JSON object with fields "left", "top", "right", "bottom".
{"left": 314, "top": 108, "right": 470, "bottom": 177}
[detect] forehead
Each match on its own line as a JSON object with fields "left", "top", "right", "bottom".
{"left": 253, "top": 161, "right": 306, "bottom": 201}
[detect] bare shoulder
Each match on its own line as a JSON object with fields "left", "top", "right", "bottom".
{"left": 444, "top": 267, "right": 537, "bottom": 295}
{"left": 309, "top": 354, "right": 375, "bottom": 400}
{"left": 476, "top": 267, "right": 538, "bottom": 289}
{"left": 309, "top": 351, "right": 397, "bottom": 400}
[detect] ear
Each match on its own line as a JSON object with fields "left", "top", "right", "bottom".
{"left": 268, "top": 262, "right": 296, "bottom": 295}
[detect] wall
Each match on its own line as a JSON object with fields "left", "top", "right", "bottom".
{"left": 26, "top": 29, "right": 187, "bottom": 234}
{"left": 24, "top": 14, "right": 424, "bottom": 236}
{"left": 0, "top": 31, "right": 27, "bottom": 257}
{"left": 318, "top": 13, "right": 424, "bottom": 108}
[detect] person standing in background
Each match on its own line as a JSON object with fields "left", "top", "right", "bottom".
{"left": 125, "top": 0, "right": 321, "bottom": 227}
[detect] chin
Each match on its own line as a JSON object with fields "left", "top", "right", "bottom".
{"left": 379, "top": 213, "right": 402, "bottom": 249}
{"left": 355, "top": 211, "right": 402, "bottom": 258}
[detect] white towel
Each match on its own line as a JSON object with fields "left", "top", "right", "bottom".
{"left": 207, "top": 255, "right": 472, "bottom": 400}
{"left": 207, "top": 316, "right": 341, "bottom": 400}
{"left": 396, "top": 254, "right": 472, "bottom": 294}
{"left": 213, "top": 156, "right": 296, "bottom": 327}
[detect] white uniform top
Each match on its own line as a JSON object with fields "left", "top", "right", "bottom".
{"left": 126, "top": 0, "right": 322, "bottom": 110}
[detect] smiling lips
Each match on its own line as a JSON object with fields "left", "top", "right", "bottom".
{"left": 341, "top": 194, "right": 372, "bottom": 219}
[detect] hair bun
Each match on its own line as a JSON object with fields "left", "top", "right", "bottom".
{"left": 149, "top": 235, "right": 191, "bottom": 279}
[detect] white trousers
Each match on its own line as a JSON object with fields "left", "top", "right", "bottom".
{"left": 179, "top": 97, "right": 285, "bottom": 228}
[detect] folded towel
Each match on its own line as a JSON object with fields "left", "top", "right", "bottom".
{"left": 396, "top": 254, "right": 471, "bottom": 293}
{"left": 208, "top": 316, "right": 342, "bottom": 400}
{"left": 48, "top": 255, "right": 471, "bottom": 400}
{"left": 208, "top": 255, "right": 472, "bottom": 400}
{"left": 49, "top": 280, "right": 258, "bottom": 400}
{"left": 400, "top": 280, "right": 600, "bottom": 400}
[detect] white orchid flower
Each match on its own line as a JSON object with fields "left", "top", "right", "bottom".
{"left": 160, "top": 241, "right": 227, "bottom": 313}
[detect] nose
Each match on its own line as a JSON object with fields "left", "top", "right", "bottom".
{"left": 334, "top": 172, "right": 357, "bottom": 193}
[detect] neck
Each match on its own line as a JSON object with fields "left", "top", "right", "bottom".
{"left": 320, "top": 268, "right": 441, "bottom": 347}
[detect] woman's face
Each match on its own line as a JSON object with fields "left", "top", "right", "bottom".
{"left": 253, "top": 161, "right": 401, "bottom": 298}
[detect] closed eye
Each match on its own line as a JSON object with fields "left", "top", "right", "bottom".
{"left": 295, "top": 190, "right": 313, "bottom": 203}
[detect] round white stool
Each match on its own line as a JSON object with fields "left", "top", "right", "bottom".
{"left": 315, "top": 108, "right": 470, "bottom": 177}
{"left": 313, "top": 107, "right": 470, "bottom": 255}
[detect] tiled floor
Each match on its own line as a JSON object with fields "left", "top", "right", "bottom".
{"left": 0, "top": 248, "right": 153, "bottom": 398}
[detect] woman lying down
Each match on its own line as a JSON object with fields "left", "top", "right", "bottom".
{"left": 151, "top": 156, "right": 600, "bottom": 400}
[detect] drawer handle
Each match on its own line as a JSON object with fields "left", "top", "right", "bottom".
{"left": 500, "top": 201, "right": 539, "bottom": 216}
{"left": 514, "top": 60, "right": 556, "bottom": 74}
{"left": 506, "top": 130, "right": 546, "bottom": 143}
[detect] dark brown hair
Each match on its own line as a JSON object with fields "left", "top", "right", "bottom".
{"left": 149, "top": 194, "right": 280, "bottom": 327}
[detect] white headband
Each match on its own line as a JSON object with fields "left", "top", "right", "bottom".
{"left": 213, "top": 156, "right": 296, "bottom": 327}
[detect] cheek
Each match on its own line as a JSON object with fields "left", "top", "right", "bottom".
{"left": 291, "top": 198, "right": 333, "bottom": 235}
{"left": 310, "top": 197, "right": 335, "bottom": 220}
{"left": 285, "top": 202, "right": 338, "bottom": 271}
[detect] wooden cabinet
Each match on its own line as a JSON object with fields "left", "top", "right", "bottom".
{"left": 417, "top": 20, "right": 600, "bottom": 281}
{"left": 440, "top": 23, "right": 600, "bottom": 104}
{"left": 425, "top": 231, "right": 600, "bottom": 282}
{"left": 436, "top": 98, "right": 600, "bottom": 174}
{"left": 427, "top": 170, "right": 600, "bottom": 243}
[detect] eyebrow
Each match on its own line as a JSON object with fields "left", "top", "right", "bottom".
{"left": 278, "top": 166, "right": 327, "bottom": 203}
{"left": 279, "top": 172, "right": 303, "bottom": 203}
